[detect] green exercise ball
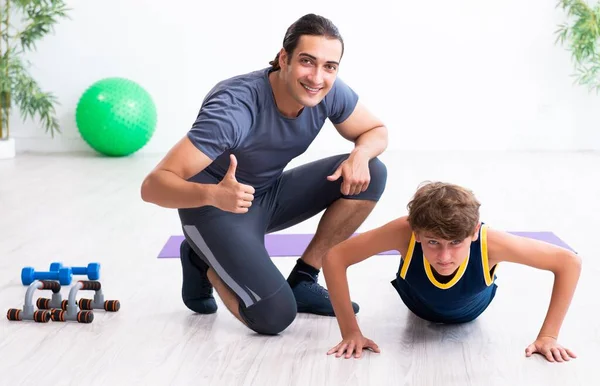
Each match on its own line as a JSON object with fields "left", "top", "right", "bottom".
{"left": 76, "top": 77, "right": 157, "bottom": 157}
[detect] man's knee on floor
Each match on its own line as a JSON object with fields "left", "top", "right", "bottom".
{"left": 239, "top": 283, "right": 297, "bottom": 335}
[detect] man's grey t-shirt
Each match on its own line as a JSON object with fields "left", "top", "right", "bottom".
{"left": 187, "top": 67, "right": 359, "bottom": 194}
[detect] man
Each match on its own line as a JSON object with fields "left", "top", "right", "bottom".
{"left": 141, "top": 13, "right": 388, "bottom": 335}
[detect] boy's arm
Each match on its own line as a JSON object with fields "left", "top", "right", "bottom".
{"left": 323, "top": 216, "right": 412, "bottom": 338}
{"left": 487, "top": 229, "right": 581, "bottom": 361}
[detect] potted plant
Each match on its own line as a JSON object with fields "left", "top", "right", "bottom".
{"left": 555, "top": 0, "right": 600, "bottom": 94}
{"left": 0, "top": 0, "right": 69, "bottom": 159}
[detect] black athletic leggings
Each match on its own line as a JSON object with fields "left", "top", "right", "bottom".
{"left": 178, "top": 154, "right": 387, "bottom": 335}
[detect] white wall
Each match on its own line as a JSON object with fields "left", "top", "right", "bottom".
{"left": 10, "top": 0, "right": 600, "bottom": 155}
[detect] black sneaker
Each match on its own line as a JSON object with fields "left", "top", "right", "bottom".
{"left": 180, "top": 239, "right": 217, "bottom": 314}
{"left": 292, "top": 274, "right": 359, "bottom": 317}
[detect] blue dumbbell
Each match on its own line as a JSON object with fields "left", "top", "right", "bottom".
{"left": 21, "top": 266, "right": 72, "bottom": 286}
{"left": 49, "top": 262, "right": 100, "bottom": 280}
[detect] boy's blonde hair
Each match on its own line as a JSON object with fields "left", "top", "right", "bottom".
{"left": 407, "top": 181, "right": 481, "bottom": 240}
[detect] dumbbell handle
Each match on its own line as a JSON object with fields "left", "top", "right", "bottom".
{"left": 49, "top": 262, "right": 100, "bottom": 280}
{"left": 36, "top": 271, "right": 63, "bottom": 281}
{"left": 21, "top": 268, "right": 72, "bottom": 286}
{"left": 71, "top": 267, "right": 89, "bottom": 275}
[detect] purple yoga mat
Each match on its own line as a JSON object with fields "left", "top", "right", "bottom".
{"left": 157, "top": 231, "right": 574, "bottom": 258}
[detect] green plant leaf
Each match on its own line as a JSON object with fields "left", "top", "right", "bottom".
{"left": 555, "top": 0, "right": 600, "bottom": 93}
{"left": 0, "top": 0, "right": 69, "bottom": 138}
{"left": 15, "top": 1, "right": 70, "bottom": 53}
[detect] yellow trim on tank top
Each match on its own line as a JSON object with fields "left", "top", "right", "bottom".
{"left": 423, "top": 251, "right": 470, "bottom": 290}
{"left": 399, "top": 232, "right": 416, "bottom": 279}
{"left": 480, "top": 224, "right": 497, "bottom": 286}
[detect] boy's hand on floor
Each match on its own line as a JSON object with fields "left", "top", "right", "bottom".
{"left": 525, "top": 336, "right": 577, "bottom": 362}
{"left": 327, "top": 332, "right": 380, "bottom": 359}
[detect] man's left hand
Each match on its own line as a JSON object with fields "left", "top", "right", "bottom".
{"left": 327, "top": 152, "right": 371, "bottom": 196}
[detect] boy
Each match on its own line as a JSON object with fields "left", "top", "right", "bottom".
{"left": 322, "top": 181, "right": 581, "bottom": 362}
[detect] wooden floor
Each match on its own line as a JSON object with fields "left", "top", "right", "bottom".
{"left": 0, "top": 150, "right": 598, "bottom": 386}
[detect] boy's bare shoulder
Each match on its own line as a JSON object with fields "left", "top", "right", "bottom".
{"left": 384, "top": 216, "right": 413, "bottom": 256}
{"left": 486, "top": 226, "right": 541, "bottom": 255}
{"left": 485, "top": 227, "right": 517, "bottom": 266}
{"left": 390, "top": 215, "right": 412, "bottom": 232}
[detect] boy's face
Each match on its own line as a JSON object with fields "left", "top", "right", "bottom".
{"left": 279, "top": 35, "right": 342, "bottom": 108}
{"left": 415, "top": 228, "right": 480, "bottom": 276}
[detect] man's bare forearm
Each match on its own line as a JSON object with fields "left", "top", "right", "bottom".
{"left": 352, "top": 126, "right": 388, "bottom": 160}
{"left": 141, "top": 169, "right": 216, "bottom": 209}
